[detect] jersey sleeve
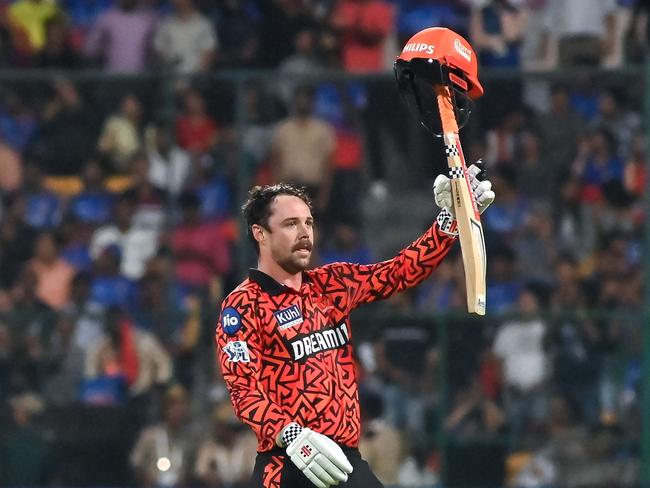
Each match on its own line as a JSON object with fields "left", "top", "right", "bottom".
{"left": 215, "top": 290, "right": 293, "bottom": 445}
{"left": 313, "top": 222, "right": 457, "bottom": 312}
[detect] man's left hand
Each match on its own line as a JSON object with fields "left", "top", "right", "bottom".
{"left": 434, "top": 161, "right": 495, "bottom": 216}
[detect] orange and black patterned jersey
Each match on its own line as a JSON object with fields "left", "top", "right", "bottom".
{"left": 215, "top": 222, "right": 456, "bottom": 452}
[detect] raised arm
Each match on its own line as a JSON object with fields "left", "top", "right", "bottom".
{"left": 313, "top": 221, "right": 457, "bottom": 312}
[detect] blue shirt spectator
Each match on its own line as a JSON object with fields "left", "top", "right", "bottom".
{"left": 24, "top": 191, "right": 62, "bottom": 230}
{"left": 69, "top": 191, "right": 114, "bottom": 225}
{"left": 62, "top": 0, "right": 115, "bottom": 32}
{"left": 0, "top": 95, "right": 38, "bottom": 153}
{"left": 196, "top": 174, "right": 232, "bottom": 220}
{"left": 90, "top": 274, "right": 136, "bottom": 308}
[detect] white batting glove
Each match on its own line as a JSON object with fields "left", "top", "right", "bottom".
{"left": 434, "top": 161, "right": 495, "bottom": 216}
{"left": 280, "top": 423, "right": 353, "bottom": 488}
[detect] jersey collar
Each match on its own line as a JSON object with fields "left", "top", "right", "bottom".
{"left": 248, "top": 269, "right": 311, "bottom": 296}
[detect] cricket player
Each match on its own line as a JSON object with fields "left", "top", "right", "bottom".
{"left": 216, "top": 24, "right": 492, "bottom": 488}
{"left": 216, "top": 170, "right": 494, "bottom": 487}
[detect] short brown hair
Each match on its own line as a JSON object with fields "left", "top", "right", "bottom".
{"left": 242, "top": 183, "right": 313, "bottom": 255}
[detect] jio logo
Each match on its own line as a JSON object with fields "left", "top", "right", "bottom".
{"left": 222, "top": 307, "right": 242, "bottom": 335}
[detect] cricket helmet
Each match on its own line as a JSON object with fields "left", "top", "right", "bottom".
{"left": 394, "top": 27, "right": 483, "bottom": 135}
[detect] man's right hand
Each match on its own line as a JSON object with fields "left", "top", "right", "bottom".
{"left": 281, "top": 424, "right": 353, "bottom": 488}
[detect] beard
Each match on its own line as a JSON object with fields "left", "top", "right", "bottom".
{"left": 276, "top": 251, "right": 311, "bottom": 275}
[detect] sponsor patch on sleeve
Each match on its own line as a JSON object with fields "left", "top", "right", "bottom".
{"left": 221, "top": 307, "right": 242, "bottom": 335}
{"left": 223, "top": 340, "right": 251, "bottom": 363}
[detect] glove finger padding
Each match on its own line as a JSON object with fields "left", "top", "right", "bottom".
{"left": 433, "top": 174, "right": 453, "bottom": 214}
{"left": 302, "top": 467, "right": 329, "bottom": 488}
{"left": 309, "top": 459, "right": 339, "bottom": 486}
{"left": 310, "top": 433, "right": 353, "bottom": 476}
{"left": 314, "top": 452, "right": 349, "bottom": 482}
{"left": 475, "top": 180, "right": 495, "bottom": 213}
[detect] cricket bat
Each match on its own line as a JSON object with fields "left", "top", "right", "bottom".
{"left": 436, "top": 85, "right": 487, "bottom": 315}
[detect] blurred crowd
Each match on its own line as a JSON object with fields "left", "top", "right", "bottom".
{"left": 1, "top": 0, "right": 650, "bottom": 73}
{"left": 0, "top": 1, "right": 648, "bottom": 488}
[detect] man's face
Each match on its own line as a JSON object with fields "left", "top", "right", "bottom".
{"left": 257, "top": 195, "right": 314, "bottom": 274}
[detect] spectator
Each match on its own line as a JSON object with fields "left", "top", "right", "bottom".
{"left": 513, "top": 205, "right": 557, "bottom": 286}
{"left": 28, "top": 231, "right": 75, "bottom": 310}
{"left": 0, "top": 91, "right": 38, "bottom": 154}
{"left": 193, "top": 401, "right": 258, "bottom": 487}
{"left": 80, "top": 307, "right": 130, "bottom": 405}
{"left": 0, "top": 193, "right": 38, "bottom": 289}
{"left": 8, "top": 266, "right": 54, "bottom": 387}
{"left": 31, "top": 78, "right": 96, "bottom": 175}
{"left": 90, "top": 192, "right": 159, "bottom": 280}
{"left": 547, "top": 310, "right": 605, "bottom": 425}
{"left": 146, "top": 122, "right": 193, "bottom": 198}
{"left": 374, "top": 317, "right": 438, "bottom": 440}
{"left": 0, "top": 135, "right": 22, "bottom": 193}
{"left": 69, "top": 159, "right": 115, "bottom": 226}
{"left": 65, "top": 271, "right": 105, "bottom": 351}
{"left": 484, "top": 107, "right": 529, "bottom": 168}
{"left": 270, "top": 86, "right": 335, "bottom": 210}
{"left": 0, "top": 321, "right": 12, "bottom": 398}
{"left": 34, "top": 14, "right": 80, "bottom": 69}
{"left": 130, "top": 384, "right": 195, "bottom": 488}
{"left": 0, "top": 393, "right": 51, "bottom": 487}
{"left": 482, "top": 166, "right": 529, "bottom": 245}
{"left": 169, "top": 191, "right": 234, "bottom": 292}
{"left": 124, "top": 153, "right": 168, "bottom": 232}
{"left": 255, "top": 0, "right": 314, "bottom": 68}
{"left": 42, "top": 311, "right": 85, "bottom": 406}
{"left": 131, "top": 269, "right": 202, "bottom": 389}
{"left": 312, "top": 82, "right": 367, "bottom": 223}
{"left": 61, "top": 0, "right": 114, "bottom": 41}
{"left": 213, "top": 0, "right": 259, "bottom": 68}
{"left": 58, "top": 214, "right": 93, "bottom": 271}
{"left": 591, "top": 88, "right": 641, "bottom": 159}
{"left": 515, "top": 128, "right": 555, "bottom": 203}
{"left": 0, "top": 17, "right": 16, "bottom": 67}
{"left": 190, "top": 156, "right": 232, "bottom": 221}
{"left": 493, "top": 287, "right": 549, "bottom": 440}
{"left": 7, "top": 0, "right": 62, "bottom": 53}
{"left": 277, "top": 27, "right": 324, "bottom": 102}
{"left": 623, "top": 130, "right": 645, "bottom": 199}
{"left": 415, "top": 258, "right": 464, "bottom": 314}
{"left": 555, "top": 177, "right": 598, "bottom": 262}
{"left": 86, "top": 308, "right": 171, "bottom": 399}
{"left": 539, "top": 0, "right": 618, "bottom": 67}
{"left": 89, "top": 244, "right": 137, "bottom": 308}
{"left": 470, "top": 0, "right": 527, "bottom": 68}
{"left": 444, "top": 376, "right": 506, "bottom": 440}
{"left": 319, "top": 220, "right": 372, "bottom": 265}
{"left": 22, "top": 161, "right": 61, "bottom": 230}
{"left": 97, "top": 93, "right": 144, "bottom": 172}
{"left": 330, "top": 0, "right": 395, "bottom": 72}
{"left": 174, "top": 88, "right": 219, "bottom": 156}
{"left": 84, "top": 0, "right": 158, "bottom": 73}
{"left": 153, "top": 0, "right": 218, "bottom": 73}
{"left": 358, "top": 390, "right": 405, "bottom": 486}
{"left": 572, "top": 128, "right": 624, "bottom": 202}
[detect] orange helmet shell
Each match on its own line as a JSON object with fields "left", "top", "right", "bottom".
{"left": 397, "top": 27, "right": 483, "bottom": 99}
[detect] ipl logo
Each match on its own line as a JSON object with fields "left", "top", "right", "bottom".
{"left": 223, "top": 341, "right": 250, "bottom": 363}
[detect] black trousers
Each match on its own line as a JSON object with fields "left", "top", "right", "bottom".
{"left": 251, "top": 447, "right": 384, "bottom": 488}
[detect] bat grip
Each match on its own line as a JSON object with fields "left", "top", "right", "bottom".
{"left": 435, "top": 86, "right": 459, "bottom": 134}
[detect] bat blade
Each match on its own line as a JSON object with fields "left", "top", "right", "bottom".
{"left": 436, "top": 87, "right": 487, "bottom": 315}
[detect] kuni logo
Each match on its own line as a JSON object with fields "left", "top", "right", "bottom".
{"left": 274, "top": 304, "right": 303, "bottom": 330}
